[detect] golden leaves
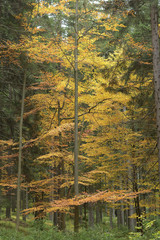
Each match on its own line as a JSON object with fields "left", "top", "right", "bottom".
{"left": 22, "top": 190, "right": 150, "bottom": 214}
{"left": 0, "top": 139, "right": 13, "bottom": 146}
{"left": 0, "top": 153, "right": 18, "bottom": 160}
{"left": 42, "top": 123, "right": 74, "bottom": 139}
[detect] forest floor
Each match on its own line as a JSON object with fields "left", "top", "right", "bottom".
{"left": 0, "top": 216, "right": 159, "bottom": 240}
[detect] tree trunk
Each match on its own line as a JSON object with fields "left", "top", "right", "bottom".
{"left": 134, "top": 196, "right": 143, "bottom": 233}
{"left": 96, "top": 202, "right": 102, "bottom": 224}
{"left": 127, "top": 164, "right": 136, "bottom": 231}
{"left": 124, "top": 208, "right": 129, "bottom": 227}
{"left": 83, "top": 203, "right": 87, "bottom": 228}
{"left": 22, "top": 190, "right": 26, "bottom": 221}
{"left": 117, "top": 208, "right": 121, "bottom": 228}
{"left": 57, "top": 101, "right": 66, "bottom": 231}
{"left": 88, "top": 203, "right": 94, "bottom": 228}
{"left": 16, "top": 68, "right": 26, "bottom": 230}
{"left": 74, "top": 0, "right": 79, "bottom": 232}
{"left": 128, "top": 203, "right": 135, "bottom": 231}
{"left": 79, "top": 205, "right": 82, "bottom": 224}
{"left": 133, "top": 165, "right": 143, "bottom": 233}
{"left": 151, "top": 0, "right": 160, "bottom": 186}
{"left": 58, "top": 212, "right": 66, "bottom": 231}
{"left": 6, "top": 191, "right": 11, "bottom": 219}
{"left": 11, "top": 189, "right": 16, "bottom": 213}
{"left": 6, "top": 207, "right": 11, "bottom": 219}
{"left": 109, "top": 207, "right": 113, "bottom": 229}
{"left": 54, "top": 212, "right": 58, "bottom": 227}
{"left": 120, "top": 202, "right": 125, "bottom": 226}
{"left": 128, "top": 164, "right": 136, "bottom": 231}
{"left": 74, "top": 206, "right": 79, "bottom": 232}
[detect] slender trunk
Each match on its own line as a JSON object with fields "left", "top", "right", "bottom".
{"left": 134, "top": 196, "right": 143, "bottom": 233}
{"left": 109, "top": 207, "right": 113, "bottom": 229}
{"left": 133, "top": 166, "right": 143, "bottom": 233}
{"left": 151, "top": 0, "right": 160, "bottom": 186}
{"left": 6, "top": 191, "right": 11, "bottom": 219}
{"left": 79, "top": 205, "right": 82, "bottom": 224}
{"left": 123, "top": 106, "right": 135, "bottom": 231}
{"left": 125, "top": 208, "right": 129, "bottom": 227}
{"left": 117, "top": 208, "right": 121, "bottom": 228}
{"left": 74, "top": 0, "right": 79, "bottom": 199}
{"left": 22, "top": 188, "right": 29, "bottom": 222}
{"left": 96, "top": 202, "right": 102, "bottom": 224}
{"left": 96, "top": 204, "right": 100, "bottom": 224}
{"left": 128, "top": 203, "right": 135, "bottom": 231}
{"left": 57, "top": 101, "right": 66, "bottom": 231}
{"left": 6, "top": 207, "right": 11, "bottom": 219}
{"left": 155, "top": 191, "right": 159, "bottom": 216}
{"left": 16, "top": 69, "right": 26, "bottom": 230}
{"left": 128, "top": 165, "right": 136, "bottom": 231}
{"left": 120, "top": 179, "right": 125, "bottom": 226}
{"left": 53, "top": 162, "right": 58, "bottom": 227}
{"left": 120, "top": 202, "right": 125, "bottom": 226}
{"left": 74, "top": 205, "right": 79, "bottom": 232}
{"left": 22, "top": 190, "right": 26, "bottom": 221}
{"left": 11, "top": 189, "right": 16, "bottom": 213}
{"left": 54, "top": 212, "right": 58, "bottom": 226}
{"left": 6, "top": 165, "right": 11, "bottom": 219}
{"left": 88, "top": 203, "right": 94, "bottom": 228}
{"left": 74, "top": 0, "right": 79, "bottom": 232}
{"left": 24, "top": 187, "right": 29, "bottom": 221}
{"left": 34, "top": 193, "right": 44, "bottom": 220}
{"left": 84, "top": 203, "right": 87, "bottom": 228}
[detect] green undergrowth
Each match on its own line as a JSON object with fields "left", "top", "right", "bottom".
{"left": 0, "top": 218, "right": 160, "bottom": 240}
{"left": 0, "top": 225, "right": 128, "bottom": 240}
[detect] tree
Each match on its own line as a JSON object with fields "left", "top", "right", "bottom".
{"left": 74, "top": 0, "right": 79, "bottom": 232}
{"left": 151, "top": 0, "right": 160, "bottom": 186}
{"left": 16, "top": 65, "right": 27, "bottom": 230}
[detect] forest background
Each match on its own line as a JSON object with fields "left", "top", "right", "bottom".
{"left": 1, "top": 0, "right": 160, "bottom": 239}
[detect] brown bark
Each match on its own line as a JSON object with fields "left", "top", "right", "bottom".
{"left": 6, "top": 192, "right": 11, "bottom": 219}
{"left": 57, "top": 101, "right": 66, "bottom": 231}
{"left": 96, "top": 202, "right": 102, "bottom": 224}
{"left": 88, "top": 203, "right": 94, "bottom": 228}
{"left": 151, "top": 0, "right": 160, "bottom": 186}
{"left": 16, "top": 68, "right": 26, "bottom": 230}
{"left": 74, "top": 0, "right": 79, "bottom": 232}
{"left": 109, "top": 207, "right": 113, "bottom": 229}
{"left": 83, "top": 203, "right": 87, "bottom": 228}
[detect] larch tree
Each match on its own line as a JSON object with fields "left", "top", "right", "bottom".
{"left": 18, "top": 0, "right": 129, "bottom": 228}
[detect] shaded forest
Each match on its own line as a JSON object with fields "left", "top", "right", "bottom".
{"left": 1, "top": 0, "right": 160, "bottom": 239}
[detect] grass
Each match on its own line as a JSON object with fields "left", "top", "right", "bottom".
{"left": 0, "top": 216, "right": 160, "bottom": 240}
{"left": 0, "top": 219, "right": 130, "bottom": 240}
{"left": 0, "top": 226, "right": 129, "bottom": 240}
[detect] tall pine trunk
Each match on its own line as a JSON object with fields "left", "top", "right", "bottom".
{"left": 151, "top": 0, "right": 160, "bottom": 186}
{"left": 74, "top": 0, "right": 79, "bottom": 232}
{"left": 16, "top": 68, "right": 26, "bottom": 230}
